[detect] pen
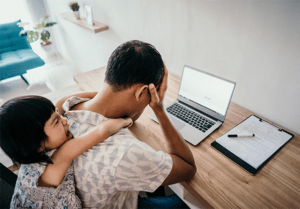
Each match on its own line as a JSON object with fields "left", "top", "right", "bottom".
{"left": 228, "top": 134, "right": 255, "bottom": 138}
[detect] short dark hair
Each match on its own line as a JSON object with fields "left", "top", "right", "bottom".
{"left": 105, "top": 40, "right": 164, "bottom": 91}
{"left": 0, "top": 96, "right": 55, "bottom": 164}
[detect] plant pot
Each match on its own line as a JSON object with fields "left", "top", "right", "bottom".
{"left": 73, "top": 11, "right": 80, "bottom": 19}
{"left": 41, "top": 40, "right": 51, "bottom": 46}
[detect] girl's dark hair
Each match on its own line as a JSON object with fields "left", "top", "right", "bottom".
{"left": 0, "top": 95, "right": 55, "bottom": 164}
{"left": 105, "top": 40, "right": 164, "bottom": 91}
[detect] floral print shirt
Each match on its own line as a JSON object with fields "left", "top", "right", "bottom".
{"left": 10, "top": 150, "right": 82, "bottom": 209}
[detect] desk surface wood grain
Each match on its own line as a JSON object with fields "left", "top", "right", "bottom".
{"left": 73, "top": 67, "right": 300, "bottom": 209}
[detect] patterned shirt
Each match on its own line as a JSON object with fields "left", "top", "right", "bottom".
{"left": 10, "top": 150, "right": 82, "bottom": 209}
{"left": 63, "top": 97, "right": 173, "bottom": 209}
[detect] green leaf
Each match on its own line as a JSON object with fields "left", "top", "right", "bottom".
{"left": 26, "top": 31, "right": 39, "bottom": 42}
{"left": 34, "top": 23, "right": 44, "bottom": 30}
{"left": 44, "top": 22, "right": 57, "bottom": 27}
{"left": 44, "top": 15, "right": 49, "bottom": 20}
{"left": 40, "top": 30, "right": 50, "bottom": 41}
{"left": 69, "top": 2, "right": 79, "bottom": 11}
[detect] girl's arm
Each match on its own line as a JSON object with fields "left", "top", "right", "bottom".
{"left": 55, "top": 91, "right": 98, "bottom": 114}
{"left": 38, "top": 117, "right": 132, "bottom": 187}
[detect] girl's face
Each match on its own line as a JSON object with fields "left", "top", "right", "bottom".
{"left": 40, "top": 109, "right": 73, "bottom": 152}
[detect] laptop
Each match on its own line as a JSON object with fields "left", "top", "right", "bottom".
{"left": 149, "top": 65, "right": 236, "bottom": 146}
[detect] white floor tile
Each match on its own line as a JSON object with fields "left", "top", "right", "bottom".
{"left": 0, "top": 55, "right": 79, "bottom": 106}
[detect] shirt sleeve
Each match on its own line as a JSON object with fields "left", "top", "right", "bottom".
{"left": 62, "top": 96, "right": 90, "bottom": 113}
{"left": 115, "top": 141, "right": 173, "bottom": 193}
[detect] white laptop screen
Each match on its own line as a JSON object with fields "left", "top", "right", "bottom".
{"left": 178, "top": 66, "right": 235, "bottom": 116}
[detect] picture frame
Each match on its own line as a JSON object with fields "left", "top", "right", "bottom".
{"left": 85, "top": 5, "right": 93, "bottom": 26}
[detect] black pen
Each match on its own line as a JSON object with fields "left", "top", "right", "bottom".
{"left": 228, "top": 134, "right": 255, "bottom": 138}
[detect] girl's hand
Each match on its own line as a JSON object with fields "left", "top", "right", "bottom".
{"left": 92, "top": 117, "right": 133, "bottom": 137}
{"left": 104, "top": 117, "right": 133, "bottom": 135}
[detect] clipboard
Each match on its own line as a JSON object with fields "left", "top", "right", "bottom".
{"left": 211, "top": 115, "right": 294, "bottom": 175}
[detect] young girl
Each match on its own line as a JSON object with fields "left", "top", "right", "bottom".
{"left": 0, "top": 95, "right": 132, "bottom": 208}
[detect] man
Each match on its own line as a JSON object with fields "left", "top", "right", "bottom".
{"left": 57, "top": 40, "right": 196, "bottom": 208}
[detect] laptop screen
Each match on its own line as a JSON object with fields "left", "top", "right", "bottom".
{"left": 178, "top": 66, "right": 235, "bottom": 116}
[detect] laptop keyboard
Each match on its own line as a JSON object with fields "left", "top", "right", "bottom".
{"left": 166, "top": 103, "right": 215, "bottom": 132}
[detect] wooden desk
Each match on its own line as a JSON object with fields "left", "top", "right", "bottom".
{"left": 73, "top": 67, "right": 300, "bottom": 208}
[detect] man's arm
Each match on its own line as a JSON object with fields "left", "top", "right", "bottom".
{"left": 148, "top": 66, "right": 197, "bottom": 186}
{"left": 55, "top": 91, "right": 97, "bottom": 114}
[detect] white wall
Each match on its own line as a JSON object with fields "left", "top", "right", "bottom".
{"left": 42, "top": 0, "right": 300, "bottom": 135}
{"left": 0, "top": 0, "right": 32, "bottom": 24}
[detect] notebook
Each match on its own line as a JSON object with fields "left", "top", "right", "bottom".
{"left": 149, "top": 65, "right": 236, "bottom": 146}
{"left": 211, "top": 115, "right": 294, "bottom": 175}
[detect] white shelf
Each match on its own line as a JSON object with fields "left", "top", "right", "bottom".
{"left": 60, "top": 12, "right": 108, "bottom": 33}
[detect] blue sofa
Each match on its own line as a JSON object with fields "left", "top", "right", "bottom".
{"left": 0, "top": 20, "right": 45, "bottom": 83}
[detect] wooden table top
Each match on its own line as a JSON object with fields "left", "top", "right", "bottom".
{"left": 73, "top": 67, "right": 300, "bottom": 209}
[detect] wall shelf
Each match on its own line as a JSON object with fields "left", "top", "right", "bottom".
{"left": 60, "top": 12, "right": 108, "bottom": 33}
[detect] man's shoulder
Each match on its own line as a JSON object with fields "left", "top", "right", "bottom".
{"left": 76, "top": 128, "right": 147, "bottom": 160}
{"left": 114, "top": 128, "right": 153, "bottom": 148}
{"left": 63, "top": 96, "right": 90, "bottom": 112}
{"left": 104, "top": 128, "right": 151, "bottom": 151}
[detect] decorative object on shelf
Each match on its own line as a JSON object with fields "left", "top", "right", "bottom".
{"left": 85, "top": 5, "right": 93, "bottom": 26}
{"left": 60, "top": 12, "right": 108, "bottom": 33}
{"left": 69, "top": 2, "right": 80, "bottom": 19}
{"left": 19, "top": 15, "right": 57, "bottom": 45}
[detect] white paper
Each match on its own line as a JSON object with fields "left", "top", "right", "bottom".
{"left": 216, "top": 115, "right": 292, "bottom": 169}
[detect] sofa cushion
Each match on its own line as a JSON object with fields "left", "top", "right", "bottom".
{"left": 0, "top": 20, "right": 31, "bottom": 54}
{"left": 0, "top": 20, "right": 22, "bottom": 36}
{"left": 0, "top": 49, "right": 45, "bottom": 80}
{"left": 0, "top": 37, "right": 30, "bottom": 54}
{"left": 0, "top": 20, "right": 45, "bottom": 81}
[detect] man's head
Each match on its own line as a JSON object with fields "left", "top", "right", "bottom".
{"left": 105, "top": 40, "right": 164, "bottom": 92}
{"left": 103, "top": 40, "right": 165, "bottom": 120}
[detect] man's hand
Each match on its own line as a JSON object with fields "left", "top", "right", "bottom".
{"left": 149, "top": 65, "right": 168, "bottom": 112}
{"left": 148, "top": 64, "right": 197, "bottom": 185}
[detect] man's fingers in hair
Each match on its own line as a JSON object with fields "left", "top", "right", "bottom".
{"left": 159, "top": 68, "right": 168, "bottom": 98}
{"left": 149, "top": 83, "right": 159, "bottom": 103}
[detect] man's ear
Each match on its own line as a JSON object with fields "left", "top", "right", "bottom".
{"left": 135, "top": 85, "right": 148, "bottom": 101}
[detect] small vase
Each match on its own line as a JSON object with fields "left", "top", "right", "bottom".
{"left": 73, "top": 11, "right": 80, "bottom": 19}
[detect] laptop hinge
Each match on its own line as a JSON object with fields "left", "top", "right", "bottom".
{"left": 178, "top": 100, "right": 222, "bottom": 122}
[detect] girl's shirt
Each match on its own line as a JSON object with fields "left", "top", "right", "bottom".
{"left": 10, "top": 150, "right": 81, "bottom": 209}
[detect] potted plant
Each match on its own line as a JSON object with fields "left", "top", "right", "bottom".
{"left": 69, "top": 2, "right": 80, "bottom": 19}
{"left": 19, "top": 15, "right": 57, "bottom": 45}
